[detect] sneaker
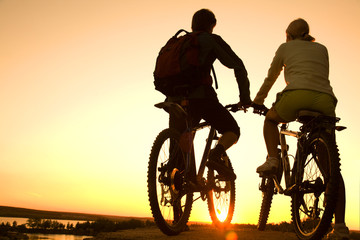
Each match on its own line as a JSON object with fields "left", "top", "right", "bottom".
{"left": 325, "top": 223, "right": 350, "bottom": 240}
{"left": 256, "top": 157, "right": 279, "bottom": 173}
{"left": 206, "top": 145, "right": 236, "bottom": 181}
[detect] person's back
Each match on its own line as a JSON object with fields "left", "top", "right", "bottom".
{"left": 167, "top": 27, "right": 251, "bottom": 103}
{"left": 168, "top": 9, "right": 252, "bottom": 181}
{"left": 278, "top": 40, "right": 334, "bottom": 96}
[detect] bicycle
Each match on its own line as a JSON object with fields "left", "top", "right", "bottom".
{"left": 253, "top": 106, "right": 346, "bottom": 240}
{"left": 147, "top": 100, "right": 242, "bottom": 236}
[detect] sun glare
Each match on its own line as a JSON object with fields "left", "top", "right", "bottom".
{"left": 225, "top": 231, "right": 238, "bottom": 240}
{"left": 216, "top": 208, "right": 228, "bottom": 222}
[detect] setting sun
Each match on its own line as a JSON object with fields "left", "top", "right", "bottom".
{"left": 216, "top": 208, "right": 229, "bottom": 223}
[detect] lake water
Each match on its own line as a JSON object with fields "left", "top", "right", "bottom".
{"left": 0, "top": 217, "right": 84, "bottom": 226}
{"left": 0, "top": 217, "right": 91, "bottom": 240}
{"left": 27, "top": 233, "right": 91, "bottom": 240}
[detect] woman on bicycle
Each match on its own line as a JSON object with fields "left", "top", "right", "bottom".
{"left": 168, "top": 9, "right": 252, "bottom": 181}
{"left": 252, "top": 18, "right": 349, "bottom": 239}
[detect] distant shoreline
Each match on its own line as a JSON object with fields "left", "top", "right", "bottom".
{"left": 0, "top": 206, "right": 150, "bottom": 222}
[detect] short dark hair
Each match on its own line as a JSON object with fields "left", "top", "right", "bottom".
{"left": 191, "top": 9, "right": 216, "bottom": 32}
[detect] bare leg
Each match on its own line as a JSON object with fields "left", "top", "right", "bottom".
{"left": 263, "top": 108, "right": 287, "bottom": 158}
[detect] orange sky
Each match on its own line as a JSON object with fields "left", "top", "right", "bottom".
{"left": 0, "top": 0, "right": 359, "bottom": 230}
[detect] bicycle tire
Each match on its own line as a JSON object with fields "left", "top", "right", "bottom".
{"left": 147, "top": 128, "right": 193, "bottom": 236}
{"left": 257, "top": 161, "right": 282, "bottom": 231}
{"left": 257, "top": 177, "right": 275, "bottom": 231}
{"left": 207, "top": 155, "right": 235, "bottom": 228}
{"left": 291, "top": 131, "right": 340, "bottom": 240}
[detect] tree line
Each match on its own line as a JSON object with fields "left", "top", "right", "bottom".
{"left": 0, "top": 218, "right": 154, "bottom": 236}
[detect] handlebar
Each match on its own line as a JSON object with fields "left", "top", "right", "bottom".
{"left": 225, "top": 103, "right": 269, "bottom": 115}
{"left": 252, "top": 105, "right": 269, "bottom": 116}
{"left": 225, "top": 104, "right": 248, "bottom": 113}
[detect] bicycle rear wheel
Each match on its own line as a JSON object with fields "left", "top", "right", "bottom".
{"left": 291, "top": 131, "right": 340, "bottom": 240}
{"left": 207, "top": 155, "right": 235, "bottom": 228}
{"left": 147, "top": 128, "right": 193, "bottom": 236}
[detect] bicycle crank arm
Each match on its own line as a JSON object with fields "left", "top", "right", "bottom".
{"left": 273, "top": 176, "right": 284, "bottom": 194}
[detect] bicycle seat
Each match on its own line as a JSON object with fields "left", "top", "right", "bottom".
{"left": 155, "top": 101, "right": 187, "bottom": 118}
{"left": 297, "top": 110, "right": 322, "bottom": 123}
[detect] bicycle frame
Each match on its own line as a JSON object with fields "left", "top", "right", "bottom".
{"left": 155, "top": 101, "right": 220, "bottom": 193}
{"left": 192, "top": 122, "right": 217, "bottom": 186}
{"left": 266, "top": 113, "right": 345, "bottom": 196}
{"left": 272, "top": 123, "right": 301, "bottom": 195}
{"left": 150, "top": 101, "right": 240, "bottom": 234}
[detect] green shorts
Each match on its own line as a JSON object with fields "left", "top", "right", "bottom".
{"left": 274, "top": 90, "right": 337, "bottom": 122}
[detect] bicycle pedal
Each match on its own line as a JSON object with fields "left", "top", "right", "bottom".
{"left": 283, "top": 184, "right": 297, "bottom": 196}
{"left": 258, "top": 171, "right": 275, "bottom": 178}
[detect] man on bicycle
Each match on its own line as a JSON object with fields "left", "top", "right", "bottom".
{"left": 168, "top": 9, "right": 252, "bottom": 181}
{"left": 252, "top": 18, "right": 349, "bottom": 240}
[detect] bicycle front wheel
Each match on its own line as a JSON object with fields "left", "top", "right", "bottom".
{"left": 257, "top": 163, "right": 282, "bottom": 231}
{"left": 291, "top": 131, "right": 340, "bottom": 240}
{"left": 147, "top": 128, "right": 193, "bottom": 236}
{"left": 207, "top": 155, "right": 235, "bottom": 228}
{"left": 257, "top": 177, "right": 275, "bottom": 231}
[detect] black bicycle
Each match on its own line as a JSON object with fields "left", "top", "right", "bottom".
{"left": 254, "top": 107, "right": 346, "bottom": 240}
{"left": 147, "top": 100, "right": 242, "bottom": 235}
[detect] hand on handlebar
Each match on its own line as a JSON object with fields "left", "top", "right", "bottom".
{"left": 238, "top": 101, "right": 252, "bottom": 113}
{"left": 225, "top": 101, "right": 251, "bottom": 113}
{"left": 251, "top": 102, "right": 269, "bottom": 116}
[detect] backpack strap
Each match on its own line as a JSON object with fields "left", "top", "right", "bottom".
{"left": 211, "top": 66, "right": 218, "bottom": 89}
{"left": 174, "top": 29, "right": 189, "bottom": 37}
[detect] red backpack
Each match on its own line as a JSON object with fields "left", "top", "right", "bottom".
{"left": 154, "top": 29, "right": 217, "bottom": 96}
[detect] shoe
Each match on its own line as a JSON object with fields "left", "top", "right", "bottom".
{"left": 206, "top": 145, "right": 236, "bottom": 181}
{"left": 256, "top": 157, "right": 279, "bottom": 173}
{"left": 325, "top": 223, "right": 350, "bottom": 240}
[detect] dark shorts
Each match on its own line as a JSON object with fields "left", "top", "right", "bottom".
{"left": 169, "top": 98, "right": 240, "bottom": 137}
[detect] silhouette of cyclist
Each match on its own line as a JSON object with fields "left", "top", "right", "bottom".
{"left": 167, "top": 9, "right": 252, "bottom": 181}
{"left": 252, "top": 18, "right": 349, "bottom": 240}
